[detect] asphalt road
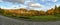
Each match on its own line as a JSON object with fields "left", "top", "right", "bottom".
{"left": 0, "top": 15, "right": 60, "bottom": 25}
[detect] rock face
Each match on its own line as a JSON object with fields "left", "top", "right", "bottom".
{"left": 0, "top": 15, "right": 60, "bottom": 25}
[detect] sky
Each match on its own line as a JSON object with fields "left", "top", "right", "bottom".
{"left": 0, "top": 0, "right": 60, "bottom": 11}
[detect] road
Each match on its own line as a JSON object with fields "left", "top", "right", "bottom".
{"left": 0, "top": 15, "right": 60, "bottom": 25}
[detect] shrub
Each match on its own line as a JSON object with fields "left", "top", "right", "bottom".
{"left": 54, "top": 14, "right": 60, "bottom": 17}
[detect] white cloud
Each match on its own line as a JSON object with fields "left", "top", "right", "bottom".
{"left": 27, "top": 2, "right": 44, "bottom": 10}
{"left": 55, "top": 4, "right": 60, "bottom": 7}
{"left": 2, "top": 0, "right": 25, "bottom": 4}
{"left": 23, "top": 0, "right": 44, "bottom": 10}
{"left": 27, "top": 2, "right": 43, "bottom": 8}
{"left": 24, "top": 0, "right": 31, "bottom": 5}
{"left": 0, "top": 0, "right": 3, "bottom": 2}
{"left": 41, "top": 0, "right": 58, "bottom": 2}
{"left": 52, "top": 0, "right": 58, "bottom": 2}
{"left": 30, "top": 3, "right": 42, "bottom": 8}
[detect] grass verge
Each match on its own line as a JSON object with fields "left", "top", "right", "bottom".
{"left": 2, "top": 15, "right": 60, "bottom": 22}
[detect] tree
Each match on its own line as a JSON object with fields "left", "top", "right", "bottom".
{"left": 28, "top": 10, "right": 39, "bottom": 16}
{"left": 46, "top": 8, "right": 54, "bottom": 15}
{"left": 0, "top": 8, "right": 4, "bottom": 14}
{"left": 39, "top": 10, "right": 46, "bottom": 15}
{"left": 57, "top": 6, "right": 60, "bottom": 13}
{"left": 54, "top": 5, "right": 60, "bottom": 14}
{"left": 55, "top": 5, "right": 57, "bottom": 9}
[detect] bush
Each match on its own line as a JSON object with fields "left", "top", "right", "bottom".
{"left": 54, "top": 14, "right": 60, "bottom": 17}
{"left": 19, "top": 16, "right": 31, "bottom": 19}
{"left": 0, "top": 9, "right": 4, "bottom": 14}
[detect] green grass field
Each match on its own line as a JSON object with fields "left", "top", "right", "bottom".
{"left": 3, "top": 14, "right": 60, "bottom": 22}
{"left": 29, "top": 15, "right": 60, "bottom": 21}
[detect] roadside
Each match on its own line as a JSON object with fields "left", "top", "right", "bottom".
{"left": 0, "top": 15, "right": 60, "bottom": 25}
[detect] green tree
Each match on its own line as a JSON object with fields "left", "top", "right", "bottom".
{"left": 0, "top": 8, "right": 4, "bottom": 14}
{"left": 54, "top": 5, "right": 60, "bottom": 14}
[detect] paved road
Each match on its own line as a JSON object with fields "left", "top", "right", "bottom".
{"left": 0, "top": 15, "right": 60, "bottom": 25}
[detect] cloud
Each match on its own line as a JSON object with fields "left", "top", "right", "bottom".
{"left": 52, "top": 0, "right": 58, "bottom": 2}
{"left": 30, "top": 3, "right": 42, "bottom": 8}
{"left": 41, "top": 0, "right": 58, "bottom": 2}
{"left": 23, "top": 0, "right": 44, "bottom": 10}
{"left": 0, "top": 0, "right": 3, "bottom": 2}
{"left": 27, "top": 2, "right": 44, "bottom": 10}
{"left": 2, "top": 0, "right": 25, "bottom": 4}
{"left": 21, "top": 0, "right": 43, "bottom": 9}
{"left": 27, "top": 2, "right": 43, "bottom": 8}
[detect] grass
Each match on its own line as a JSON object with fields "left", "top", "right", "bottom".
{"left": 2, "top": 14, "right": 60, "bottom": 22}
{"left": 29, "top": 15, "right": 60, "bottom": 22}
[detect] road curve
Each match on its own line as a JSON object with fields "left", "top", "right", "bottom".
{"left": 0, "top": 15, "right": 60, "bottom": 25}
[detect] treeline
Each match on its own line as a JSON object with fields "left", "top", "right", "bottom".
{"left": 0, "top": 5, "right": 60, "bottom": 17}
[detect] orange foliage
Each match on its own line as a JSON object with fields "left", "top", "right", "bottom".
{"left": 47, "top": 9, "right": 54, "bottom": 15}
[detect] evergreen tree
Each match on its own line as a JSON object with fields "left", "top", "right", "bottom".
{"left": 58, "top": 6, "right": 60, "bottom": 10}
{"left": 55, "top": 5, "right": 57, "bottom": 9}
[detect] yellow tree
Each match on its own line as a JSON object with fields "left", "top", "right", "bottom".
{"left": 46, "top": 8, "right": 54, "bottom": 15}
{"left": 39, "top": 10, "right": 46, "bottom": 15}
{"left": 28, "top": 10, "right": 39, "bottom": 16}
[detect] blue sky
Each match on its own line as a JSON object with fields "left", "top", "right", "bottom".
{"left": 0, "top": 0, "right": 60, "bottom": 11}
